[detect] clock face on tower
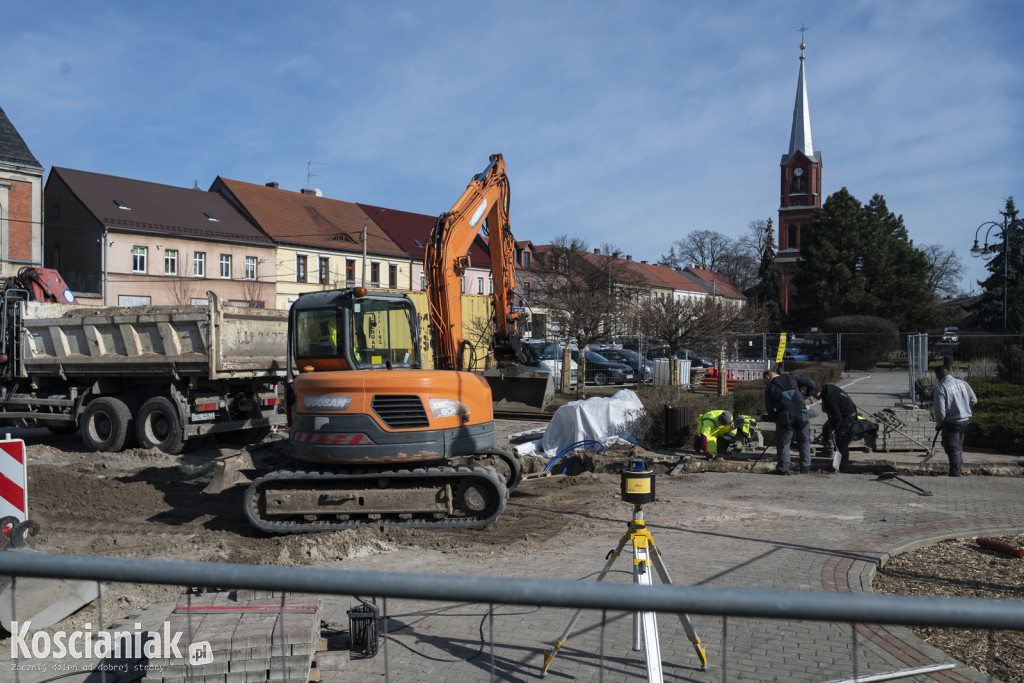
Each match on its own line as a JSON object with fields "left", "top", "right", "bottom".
{"left": 793, "top": 167, "right": 804, "bottom": 177}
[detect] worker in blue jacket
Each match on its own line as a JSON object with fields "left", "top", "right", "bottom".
{"left": 763, "top": 369, "right": 818, "bottom": 475}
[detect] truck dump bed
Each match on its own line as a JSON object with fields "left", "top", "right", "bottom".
{"left": 18, "top": 295, "right": 288, "bottom": 380}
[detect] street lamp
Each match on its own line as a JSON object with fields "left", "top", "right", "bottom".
{"left": 361, "top": 208, "right": 387, "bottom": 288}
{"left": 970, "top": 218, "right": 1009, "bottom": 331}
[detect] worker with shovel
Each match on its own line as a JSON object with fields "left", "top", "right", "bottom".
{"left": 813, "top": 384, "right": 857, "bottom": 473}
{"left": 933, "top": 365, "right": 977, "bottom": 477}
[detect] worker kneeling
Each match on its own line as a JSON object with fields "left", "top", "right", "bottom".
{"left": 694, "top": 410, "right": 738, "bottom": 458}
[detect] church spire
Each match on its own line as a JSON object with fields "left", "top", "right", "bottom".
{"left": 787, "top": 41, "right": 815, "bottom": 161}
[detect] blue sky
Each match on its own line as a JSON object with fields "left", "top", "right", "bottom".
{"left": 3, "top": 1, "right": 1021, "bottom": 295}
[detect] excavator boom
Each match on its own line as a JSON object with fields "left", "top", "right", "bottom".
{"left": 425, "top": 154, "right": 552, "bottom": 411}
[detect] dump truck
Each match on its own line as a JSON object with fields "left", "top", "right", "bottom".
{"left": 0, "top": 282, "right": 288, "bottom": 453}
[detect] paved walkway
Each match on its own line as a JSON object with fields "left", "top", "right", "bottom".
{"left": 321, "top": 370, "right": 1022, "bottom": 682}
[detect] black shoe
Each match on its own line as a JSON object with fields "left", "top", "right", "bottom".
{"left": 770, "top": 469, "right": 788, "bottom": 475}
{"left": 801, "top": 468, "right": 811, "bottom": 474}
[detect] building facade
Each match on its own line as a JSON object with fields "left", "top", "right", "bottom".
{"left": 0, "top": 105, "right": 43, "bottom": 277}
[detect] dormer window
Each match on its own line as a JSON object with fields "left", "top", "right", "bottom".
{"left": 204, "top": 212, "right": 219, "bottom": 222}
{"left": 114, "top": 199, "right": 131, "bottom": 210}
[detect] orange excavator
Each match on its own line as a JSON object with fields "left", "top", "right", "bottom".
{"left": 242, "top": 154, "right": 552, "bottom": 533}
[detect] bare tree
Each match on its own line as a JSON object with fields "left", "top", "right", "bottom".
{"left": 165, "top": 252, "right": 197, "bottom": 305}
{"left": 239, "top": 258, "right": 268, "bottom": 308}
{"left": 636, "top": 296, "right": 769, "bottom": 359}
{"left": 532, "top": 236, "right": 644, "bottom": 347}
{"left": 920, "top": 244, "right": 965, "bottom": 297}
{"left": 658, "top": 230, "right": 733, "bottom": 271}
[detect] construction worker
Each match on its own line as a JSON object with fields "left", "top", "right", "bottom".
{"left": 933, "top": 365, "right": 977, "bottom": 477}
{"left": 763, "top": 369, "right": 817, "bottom": 475}
{"left": 693, "top": 409, "right": 736, "bottom": 457}
{"left": 813, "top": 384, "right": 857, "bottom": 473}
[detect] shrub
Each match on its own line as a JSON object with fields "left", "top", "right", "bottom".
{"left": 965, "top": 395, "right": 1024, "bottom": 454}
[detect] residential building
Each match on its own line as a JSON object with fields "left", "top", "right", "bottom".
{"left": 44, "top": 168, "right": 276, "bottom": 307}
{"left": 211, "top": 179, "right": 411, "bottom": 309}
{"left": 0, "top": 105, "right": 43, "bottom": 276}
{"left": 355, "top": 203, "right": 493, "bottom": 295}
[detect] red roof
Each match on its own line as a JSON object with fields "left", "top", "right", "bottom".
{"left": 357, "top": 203, "right": 491, "bottom": 267}
{"left": 212, "top": 178, "right": 406, "bottom": 258}
{"left": 683, "top": 266, "right": 745, "bottom": 298}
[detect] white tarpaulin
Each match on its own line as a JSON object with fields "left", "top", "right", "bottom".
{"left": 515, "top": 389, "right": 646, "bottom": 458}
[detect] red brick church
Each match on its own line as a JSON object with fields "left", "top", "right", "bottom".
{"left": 776, "top": 41, "right": 822, "bottom": 313}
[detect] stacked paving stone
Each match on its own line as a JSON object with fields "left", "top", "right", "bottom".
{"left": 873, "top": 406, "right": 935, "bottom": 452}
{"left": 141, "top": 590, "right": 322, "bottom": 683}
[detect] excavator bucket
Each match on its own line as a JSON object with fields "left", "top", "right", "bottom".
{"left": 483, "top": 364, "right": 554, "bottom": 413}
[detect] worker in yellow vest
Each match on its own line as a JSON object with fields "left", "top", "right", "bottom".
{"left": 694, "top": 410, "right": 737, "bottom": 456}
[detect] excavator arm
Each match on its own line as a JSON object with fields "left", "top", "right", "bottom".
{"left": 425, "top": 154, "right": 520, "bottom": 371}
{"left": 425, "top": 154, "right": 552, "bottom": 412}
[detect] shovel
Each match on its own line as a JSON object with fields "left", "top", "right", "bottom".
{"left": 747, "top": 443, "right": 772, "bottom": 471}
{"left": 923, "top": 430, "right": 939, "bottom": 464}
{"left": 876, "top": 471, "right": 933, "bottom": 496}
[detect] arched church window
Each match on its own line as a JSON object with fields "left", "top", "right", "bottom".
{"left": 787, "top": 224, "right": 798, "bottom": 249}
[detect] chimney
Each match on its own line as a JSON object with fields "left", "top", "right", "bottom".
{"left": 265, "top": 182, "right": 279, "bottom": 189}
{"left": 641, "top": 260, "right": 647, "bottom": 264}
{"left": 300, "top": 188, "right": 323, "bottom": 197}
{"left": 626, "top": 255, "right": 632, "bottom": 261}
{"left": 594, "top": 248, "right": 600, "bottom": 254}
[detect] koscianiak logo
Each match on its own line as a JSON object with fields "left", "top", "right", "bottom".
{"left": 10, "top": 621, "right": 211, "bottom": 664}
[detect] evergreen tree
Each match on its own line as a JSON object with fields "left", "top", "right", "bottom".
{"left": 975, "top": 197, "right": 1023, "bottom": 333}
{"left": 792, "top": 188, "right": 943, "bottom": 330}
{"left": 755, "top": 218, "right": 783, "bottom": 329}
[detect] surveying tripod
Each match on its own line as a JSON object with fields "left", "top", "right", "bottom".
{"left": 541, "top": 460, "right": 708, "bottom": 681}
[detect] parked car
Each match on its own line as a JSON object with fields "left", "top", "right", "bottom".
{"left": 568, "top": 349, "right": 634, "bottom": 386}
{"left": 522, "top": 340, "right": 578, "bottom": 389}
{"left": 940, "top": 327, "right": 959, "bottom": 345}
{"left": 782, "top": 343, "right": 810, "bottom": 361}
{"left": 595, "top": 347, "right": 654, "bottom": 382}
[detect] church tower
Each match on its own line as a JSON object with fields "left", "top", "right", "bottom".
{"left": 777, "top": 40, "right": 822, "bottom": 314}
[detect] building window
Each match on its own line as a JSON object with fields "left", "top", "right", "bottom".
{"left": 799, "top": 224, "right": 811, "bottom": 247}
{"left": 246, "top": 256, "right": 258, "bottom": 281}
{"left": 346, "top": 259, "right": 356, "bottom": 286}
{"left": 53, "top": 244, "right": 62, "bottom": 271}
{"left": 370, "top": 261, "right": 380, "bottom": 287}
{"left": 132, "top": 246, "right": 147, "bottom": 274}
{"left": 787, "top": 225, "right": 798, "bottom": 250}
{"left": 164, "top": 249, "right": 178, "bottom": 275}
{"left": 521, "top": 251, "right": 531, "bottom": 268}
{"left": 220, "top": 254, "right": 231, "bottom": 279}
{"left": 523, "top": 281, "right": 531, "bottom": 298}
{"left": 194, "top": 252, "right": 206, "bottom": 277}
{"left": 488, "top": 276, "right": 493, "bottom": 294}
{"left": 476, "top": 277, "right": 484, "bottom": 294}
{"left": 388, "top": 264, "right": 398, "bottom": 289}
{"left": 118, "top": 295, "right": 150, "bottom": 306}
{"left": 319, "top": 256, "right": 330, "bottom": 284}
{"left": 296, "top": 254, "right": 307, "bottom": 283}
{"left": 419, "top": 273, "right": 425, "bottom": 291}
{"left": 461, "top": 276, "right": 466, "bottom": 294}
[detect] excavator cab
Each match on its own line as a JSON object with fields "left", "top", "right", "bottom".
{"left": 290, "top": 289, "right": 421, "bottom": 374}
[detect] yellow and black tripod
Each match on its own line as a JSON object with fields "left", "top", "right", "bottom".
{"left": 541, "top": 459, "right": 708, "bottom": 681}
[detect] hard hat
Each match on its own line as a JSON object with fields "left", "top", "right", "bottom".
{"left": 718, "top": 411, "right": 733, "bottom": 425}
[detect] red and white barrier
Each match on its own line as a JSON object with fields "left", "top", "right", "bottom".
{"left": 0, "top": 437, "right": 28, "bottom": 523}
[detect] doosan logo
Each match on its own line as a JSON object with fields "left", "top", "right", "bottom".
{"left": 10, "top": 621, "right": 208, "bottom": 662}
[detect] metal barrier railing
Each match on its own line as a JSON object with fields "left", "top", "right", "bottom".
{"left": 2, "top": 551, "right": 1022, "bottom": 681}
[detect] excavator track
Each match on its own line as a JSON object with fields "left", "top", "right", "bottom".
{"left": 244, "top": 465, "right": 507, "bottom": 534}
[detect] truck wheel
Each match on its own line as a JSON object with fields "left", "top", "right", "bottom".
{"left": 136, "top": 397, "right": 185, "bottom": 454}
{"left": 81, "top": 397, "right": 133, "bottom": 452}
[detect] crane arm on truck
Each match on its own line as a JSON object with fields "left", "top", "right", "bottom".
{"left": 425, "top": 153, "right": 522, "bottom": 372}
{"left": 1, "top": 267, "right": 76, "bottom": 304}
